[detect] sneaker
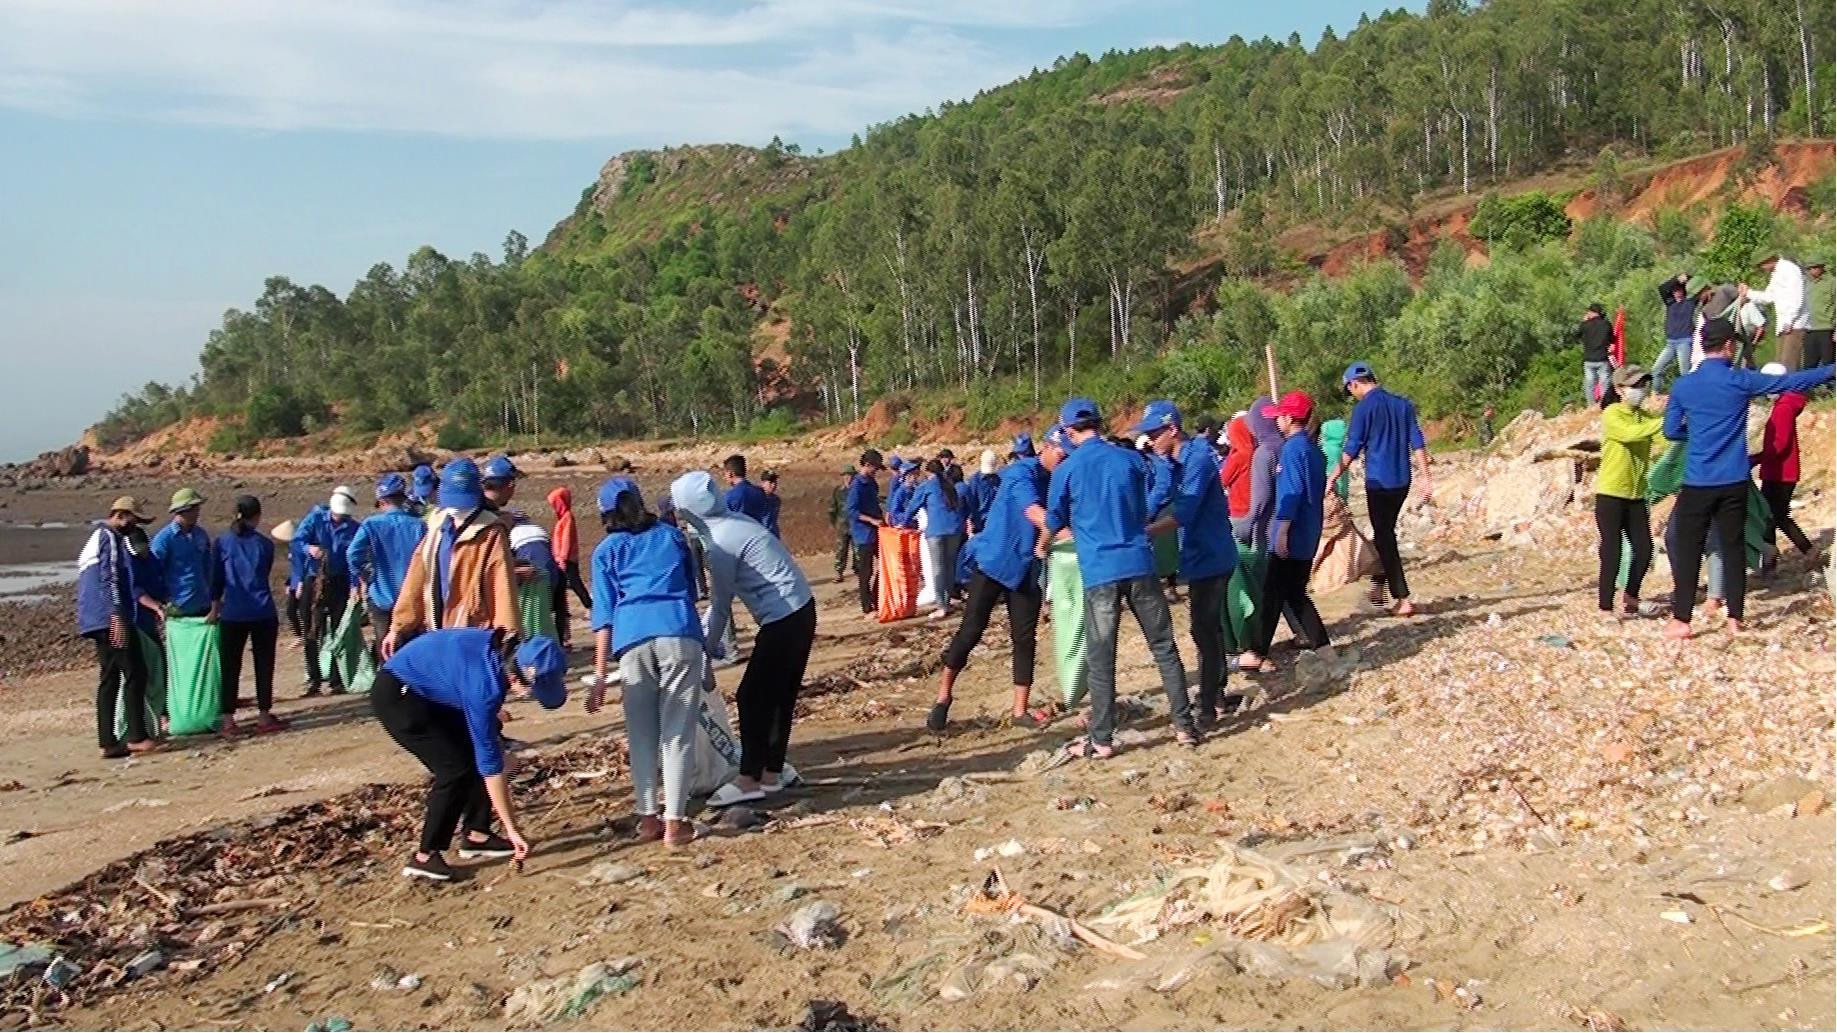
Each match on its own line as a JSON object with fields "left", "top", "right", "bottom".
{"left": 402, "top": 852, "right": 456, "bottom": 881}
{"left": 457, "top": 833, "right": 516, "bottom": 860}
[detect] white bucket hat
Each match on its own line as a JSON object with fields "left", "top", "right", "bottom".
{"left": 329, "top": 485, "right": 359, "bottom": 517}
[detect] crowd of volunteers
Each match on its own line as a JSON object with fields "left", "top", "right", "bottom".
{"left": 71, "top": 245, "right": 1831, "bottom": 879}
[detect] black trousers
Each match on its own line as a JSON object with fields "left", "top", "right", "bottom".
{"left": 553, "top": 559, "right": 590, "bottom": 644}
{"left": 735, "top": 599, "right": 817, "bottom": 779}
{"left": 219, "top": 618, "right": 279, "bottom": 715}
{"left": 1595, "top": 495, "right": 1651, "bottom": 611}
{"left": 1669, "top": 482, "right": 1750, "bottom": 622}
{"left": 89, "top": 628, "right": 149, "bottom": 748}
{"left": 370, "top": 670, "right": 493, "bottom": 854}
{"left": 1186, "top": 574, "right": 1228, "bottom": 718}
{"left": 941, "top": 570, "right": 1042, "bottom": 686}
{"left": 1760, "top": 480, "right": 1814, "bottom": 554}
{"left": 833, "top": 528, "right": 852, "bottom": 577}
{"left": 304, "top": 578, "right": 350, "bottom": 688}
{"left": 1804, "top": 329, "right": 1833, "bottom": 371}
{"left": 1253, "top": 556, "right": 1330, "bottom": 656}
{"left": 853, "top": 541, "right": 877, "bottom": 614}
{"left": 1367, "top": 486, "right": 1411, "bottom": 600}
{"left": 285, "top": 589, "right": 306, "bottom": 640}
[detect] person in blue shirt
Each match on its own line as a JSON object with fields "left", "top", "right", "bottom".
{"left": 213, "top": 495, "right": 289, "bottom": 736}
{"left": 884, "top": 457, "right": 917, "bottom": 528}
{"left": 1141, "top": 401, "right": 1240, "bottom": 728}
{"left": 927, "top": 437, "right": 1052, "bottom": 732}
{"left": 673, "top": 472, "right": 816, "bottom": 806}
{"left": 77, "top": 497, "right": 157, "bottom": 758}
{"left": 374, "top": 628, "right": 567, "bottom": 882}
{"left": 410, "top": 464, "right": 438, "bottom": 516}
{"left": 758, "top": 469, "right": 784, "bottom": 537}
{"left": 1330, "top": 362, "right": 1432, "bottom": 616}
{"left": 963, "top": 449, "right": 1001, "bottom": 536}
{"left": 842, "top": 450, "right": 887, "bottom": 614}
{"left": 1238, "top": 393, "right": 1333, "bottom": 673}
{"left": 123, "top": 522, "right": 166, "bottom": 640}
{"left": 721, "top": 454, "right": 775, "bottom": 527}
{"left": 1662, "top": 317, "right": 1835, "bottom": 638}
{"left": 296, "top": 486, "right": 362, "bottom": 694}
{"left": 481, "top": 454, "right": 525, "bottom": 519}
{"left": 281, "top": 515, "right": 314, "bottom": 648}
{"left": 908, "top": 458, "right": 967, "bottom": 620}
{"left": 348, "top": 474, "right": 428, "bottom": 652}
{"left": 587, "top": 477, "right": 707, "bottom": 848}
{"left": 1040, "top": 398, "right": 1195, "bottom": 757}
{"left": 150, "top": 486, "right": 216, "bottom": 621}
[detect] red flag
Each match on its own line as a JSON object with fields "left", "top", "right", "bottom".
{"left": 1610, "top": 307, "right": 1627, "bottom": 367}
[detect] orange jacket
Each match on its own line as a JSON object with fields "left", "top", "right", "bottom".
{"left": 390, "top": 506, "right": 518, "bottom": 637}
{"left": 1221, "top": 416, "right": 1257, "bottom": 519}
{"left": 548, "top": 485, "right": 579, "bottom": 565}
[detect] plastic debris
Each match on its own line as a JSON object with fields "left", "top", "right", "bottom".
{"left": 777, "top": 901, "right": 846, "bottom": 950}
{"left": 42, "top": 956, "right": 81, "bottom": 989}
{"left": 125, "top": 950, "right": 165, "bottom": 979}
{"left": 579, "top": 861, "right": 646, "bottom": 886}
{"left": 796, "top": 999, "right": 886, "bottom": 1031}
{"left": 305, "top": 1018, "right": 353, "bottom": 1032}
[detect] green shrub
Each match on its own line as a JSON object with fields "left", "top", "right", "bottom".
{"left": 881, "top": 424, "right": 915, "bottom": 449}
{"left": 435, "top": 419, "right": 485, "bottom": 451}
{"left": 245, "top": 384, "right": 319, "bottom": 439}
{"left": 1471, "top": 191, "right": 1572, "bottom": 251}
{"left": 207, "top": 421, "right": 256, "bottom": 454}
{"left": 1652, "top": 207, "right": 1699, "bottom": 257}
{"left": 742, "top": 405, "right": 802, "bottom": 440}
{"left": 1700, "top": 202, "right": 1778, "bottom": 283}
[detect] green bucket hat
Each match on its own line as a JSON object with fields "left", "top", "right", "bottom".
{"left": 1805, "top": 254, "right": 1829, "bottom": 271}
{"left": 1686, "top": 275, "right": 1713, "bottom": 297}
{"left": 168, "top": 486, "right": 205, "bottom": 513}
{"left": 1750, "top": 244, "right": 1781, "bottom": 268}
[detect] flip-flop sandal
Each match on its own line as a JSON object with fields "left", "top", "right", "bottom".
{"left": 707, "top": 781, "right": 766, "bottom": 808}
{"left": 1006, "top": 711, "right": 1046, "bottom": 730}
{"left": 1175, "top": 731, "right": 1202, "bottom": 749}
{"left": 764, "top": 763, "right": 803, "bottom": 793}
{"left": 926, "top": 701, "right": 951, "bottom": 732}
{"left": 1062, "top": 737, "right": 1117, "bottom": 761}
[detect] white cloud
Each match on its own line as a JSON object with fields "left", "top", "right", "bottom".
{"left": 0, "top": 0, "right": 1126, "bottom": 141}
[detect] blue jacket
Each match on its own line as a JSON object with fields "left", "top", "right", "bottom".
{"left": 723, "top": 481, "right": 774, "bottom": 527}
{"left": 347, "top": 508, "right": 425, "bottom": 611}
{"left": 126, "top": 540, "right": 164, "bottom": 634}
{"left": 304, "top": 512, "right": 360, "bottom": 583}
{"left": 291, "top": 505, "right": 329, "bottom": 581}
{"left": 1660, "top": 279, "right": 1696, "bottom": 339}
{"left": 761, "top": 494, "right": 782, "bottom": 538}
{"left": 1273, "top": 433, "right": 1328, "bottom": 562}
{"left": 842, "top": 474, "right": 882, "bottom": 546}
{"left": 150, "top": 520, "right": 214, "bottom": 616}
{"left": 589, "top": 522, "right": 703, "bottom": 657}
{"left": 1145, "top": 453, "right": 1176, "bottom": 515}
{"left": 75, "top": 523, "right": 134, "bottom": 636}
{"left": 1045, "top": 438, "right": 1156, "bottom": 590}
{"left": 964, "top": 472, "right": 999, "bottom": 534}
{"left": 213, "top": 526, "right": 277, "bottom": 623}
{"left": 1665, "top": 358, "right": 1834, "bottom": 487}
{"left": 908, "top": 477, "right": 966, "bottom": 538}
{"left": 382, "top": 628, "right": 510, "bottom": 776}
{"left": 1344, "top": 387, "right": 1425, "bottom": 492}
{"left": 1172, "top": 436, "right": 1236, "bottom": 582}
{"left": 671, "top": 473, "right": 812, "bottom": 655}
{"left": 886, "top": 478, "right": 916, "bottom": 528}
{"left": 968, "top": 458, "right": 1045, "bottom": 592}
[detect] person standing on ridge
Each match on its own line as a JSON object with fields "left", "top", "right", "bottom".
{"left": 1577, "top": 302, "right": 1617, "bottom": 405}
{"left": 1803, "top": 256, "right": 1832, "bottom": 370}
{"left": 1041, "top": 398, "right": 1196, "bottom": 758}
{"left": 1662, "top": 318, "right": 1833, "bottom": 638}
{"left": 1654, "top": 272, "right": 1697, "bottom": 390}
{"left": 1140, "top": 401, "right": 1237, "bottom": 728}
{"left": 1331, "top": 362, "right": 1432, "bottom": 617}
{"left": 1741, "top": 248, "right": 1809, "bottom": 371}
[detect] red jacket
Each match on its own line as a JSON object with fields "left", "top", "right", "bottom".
{"left": 1221, "top": 416, "right": 1257, "bottom": 519}
{"left": 1754, "top": 392, "right": 1807, "bottom": 483}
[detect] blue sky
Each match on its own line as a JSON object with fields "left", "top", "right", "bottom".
{"left": 0, "top": 0, "right": 1397, "bottom": 460}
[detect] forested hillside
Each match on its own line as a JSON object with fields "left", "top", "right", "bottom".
{"left": 95, "top": 0, "right": 1835, "bottom": 453}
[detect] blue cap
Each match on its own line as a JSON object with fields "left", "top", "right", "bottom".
{"left": 596, "top": 476, "right": 641, "bottom": 514}
{"left": 1011, "top": 433, "right": 1035, "bottom": 457}
{"left": 410, "top": 465, "right": 436, "bottom": 501}
{"left": 514, "top": 636, "right": 569, "bottom": 710}
{"left": 1131, "top": 400, "right": 1181, "bottom": 436}
{"left": 1342, "top": 361, "right": 1376, "bottom": 386}
{"left": 888, "top": 456, "right": 905, "bottom": 472}
{"left": 1058, "top": 397, "right": 1101, "bottom": 428}
{"left": 1044, "top": 425, "right": 1075, "bottom": 451}
{"left": 438, "top": 458, "right": 483, "bottom": 511}
{"left": 482, "top": 454, "right": 521, "bottom": 483}
{"left": 375, "top": 473, "right": 408, "bottom": 501}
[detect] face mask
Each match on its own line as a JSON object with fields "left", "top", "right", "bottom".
{"left": 1622, "top": 387, "right": 1648, "bottom": 406}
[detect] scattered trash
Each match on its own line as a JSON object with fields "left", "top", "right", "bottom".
{"left": 717, "top": 805, "right": 765, "bottom": 831}
{"left": 305, "top": 1017, "right": 353, "bottom": 1033}
{"left": 503, "top": 958, "right": 642, "bottom": 1024}
{"left": 973, "top": 839, "right": 1026, "bottom": 862}
{"left": 263, "top": 971, "right": 294, "bottom": 994}
{"left": 102, "top": 797, "right": 170, "bottom": 813}
{"left": 1565, "top": 1003, "right": 1630, "bottom": 1031}
{"left": 1766, "top": 869, "right": 1809, "bottom": 893}
{"left": 1535, "top": 634, "right": 1573, "bottom": 649}
{"left": 397, "top": 972, "right": 423, "bottom": 992}
{"left": 124, "top": 949, "right": 165, "bottom": 979}
{"left": 1659, "top": 910, "right": 1692, "bottom": 924}
{"left": 1051, "top": 796, "right": 1096, "bottom": 812}
{"left": 773, "top": 883, "right": 811, "bottom": 903}
{"left": 42, "top": 956, "right": 81, "bottom": 989}
{"left": 850, "top": 815, "right": 947, "bottom": 848}
{"left": 777, "top": 901, "right": 846, "bottom": 950}
{"left": 0, "top": 943, "right": 51, "bottom": 978}
{"left": 796, "top": 998, "right": 886, "bottom": 1031}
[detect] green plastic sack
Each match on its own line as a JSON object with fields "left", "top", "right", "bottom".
{"left": 319, "top": 598, "right": 375, "bottom": 695}
{"left": 1048, "top": 542, "right": 1088, "bottom": 710}
{"left": 1221, "top": 542, "right": 1262, "bottom": 654}
{"left": 1644, "top": 443, "right": 1684, "bottom": 503}
{"left": 115, "top": 628, "right": 167, "bottom": 741}
{"left": 164, "top": 617, "right": 223, "bottom": 736}
{"left": 1318, "top": 419, "right": 1350, "bottom": 501}
{"left": 517, "top": 572, "right": 558, "bottom": 643}
{"left": 1151, "top": 528, "right": 1180, "bottom": 580}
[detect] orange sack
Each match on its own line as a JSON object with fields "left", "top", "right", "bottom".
{"left": 876, "top": 526, "right": 922, "bottom": 622}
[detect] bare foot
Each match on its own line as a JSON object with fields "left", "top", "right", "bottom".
{"left": 1392, "top": 598, "right": 1416, "bottom": 617}
{"left": 218, "top": 716, "right": 242, "bottom": 738}
{"left": 125, "top": 739, "right": 161, "bottom": 754}
{"left": 1664, "top": 619, "right": 1693, "bottom": 641}
{"left": 1725, "top": 617, "right": 1744, "bottom": 635}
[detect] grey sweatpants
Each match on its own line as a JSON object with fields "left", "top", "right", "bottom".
{"left": 620, "top": 635, "right": 706, "bottom": 820}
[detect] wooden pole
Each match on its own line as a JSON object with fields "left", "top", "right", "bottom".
{"left": 1263, "top": 343, "right": 1280, "bottom": 399}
